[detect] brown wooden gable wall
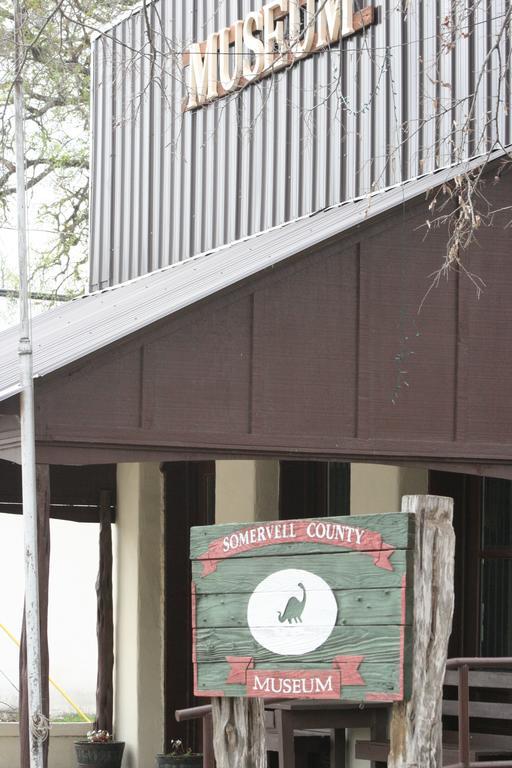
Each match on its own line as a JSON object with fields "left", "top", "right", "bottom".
{"left": 28, "top": 176, "right": 512, "bottom": 470}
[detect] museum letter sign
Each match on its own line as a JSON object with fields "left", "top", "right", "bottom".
{"left": 183, "top": 0, "right": 375, "bottom": 110}
{"left": 190, "top": 513, "right": 413, "bottom": 700}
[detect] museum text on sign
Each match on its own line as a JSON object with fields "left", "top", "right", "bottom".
{"left": 190, "top": 512, "right": 414, "bottom": 701}
{"left": 182, "top": 0, "right": 376, "bottom": 110}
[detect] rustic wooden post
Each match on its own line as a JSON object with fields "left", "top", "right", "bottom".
{"left": 211, "top": 696, "right": 266, "bottom": 768}
{"left": 95, "top": 490, "right": 114, "bottom": 734}
{"left": 19, "top": 465, "right": 51, "bottom": 768}
{"left": 388, "top": 495, "right": 455, "bottom": 768}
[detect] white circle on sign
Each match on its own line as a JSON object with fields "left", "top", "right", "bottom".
{"left": 247, "top": 568, "right": 338, "bottom": 656}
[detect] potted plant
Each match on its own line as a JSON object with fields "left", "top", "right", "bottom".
{"left": 75, "top": 729, "right": 125, "bottom": 768}
{"left": 156, "top": 739, "right": 202, "bottom": 767}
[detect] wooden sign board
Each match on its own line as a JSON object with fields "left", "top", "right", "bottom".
{"left": 190, "top": 513, "right": 414, "bottom": 701}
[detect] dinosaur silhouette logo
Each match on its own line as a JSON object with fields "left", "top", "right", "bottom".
{"left": 277, "top": 582, "right": 306, "bottom": 624}
{"left": 247, "top": 568, "right": 338, "bottom": 656}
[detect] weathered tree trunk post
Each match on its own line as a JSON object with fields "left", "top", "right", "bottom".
{"left": 211, "top": 697, "right": 266, "bottom": 768}
{"left": 95, "top": 490, "right": 114, "bottom": 734}
{"left": 388, "top": 495, "right": 455, "bottom": 768}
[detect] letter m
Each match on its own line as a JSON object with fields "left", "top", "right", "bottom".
{"left": 186, "top": 33, "right": 219, "bottom": 109}
{"left": 316, "top": 676, "right": 334, "bottom": 693}
{"left": 317, "top": 0, "right": 354, "bottom": 47}
{"left": 252, "top": 676, "right": 270, "bottom": 693}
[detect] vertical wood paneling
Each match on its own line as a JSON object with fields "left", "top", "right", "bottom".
{"left": 355, "top": 240, "right": 370, "bottom": 440}
{"left": 453, "top": 269, "right": 468, "bottom": 443}
{"left": 251, "top": 246, "right": 358, "bottom": 439}
{"left": 459, "top": 182, "right": 512, "bottom": 444}
{"left": 361, "top": 207, "right": 458, "bottom": 442}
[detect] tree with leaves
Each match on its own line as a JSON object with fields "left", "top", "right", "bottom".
{"left": 1, "top": 0, "right": 511, "bottom": 309}
{"left": 0, "top": 0, "right": 134, "bottom": 301}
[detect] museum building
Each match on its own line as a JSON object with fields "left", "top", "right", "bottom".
{"left": 1, "top": 0, "right": 512, "bottom": 765}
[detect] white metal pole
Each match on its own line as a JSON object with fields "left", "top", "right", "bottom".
{"left": 13, "top": 2, "right": 45, "bottom": 767}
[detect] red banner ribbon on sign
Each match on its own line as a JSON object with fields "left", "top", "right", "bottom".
{"left": 226, "top": 656, "right": 255, "bottom": 684}
{"left": 199, "top": 519, "right": 395, "bottom": 576}
{"left": 225, "top": 655, "right": 365, "bottom": 699}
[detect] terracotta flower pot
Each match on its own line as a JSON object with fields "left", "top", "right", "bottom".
{"left": 155, "top": 754, "right": 202, "bottom": 768}
{"left": 75, "top": 740, "right": 125, "bottom": 768}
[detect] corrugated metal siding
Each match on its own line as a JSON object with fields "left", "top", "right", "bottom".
{"left": 89, "top": 0, "right": 512, "bottom": 290}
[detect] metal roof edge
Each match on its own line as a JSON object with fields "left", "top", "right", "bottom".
{"left": 0, "top": 384, "right": 22, "bottom": 402}
{"left": 0, "top": 144, "right": 509, "bottom": 404}
{"left": 57, "top": 144, "right": 512, "bottom": 352}
{"left": 84, "top": 142, "right": 511, "bottom": 300}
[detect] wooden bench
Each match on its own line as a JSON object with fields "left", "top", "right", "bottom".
{"left": 264, "top": 699, "right": 388, "bottom": 768}
{"left": 355, "top": 658, "right": 512, "bottom": 767}
{"left": 175, "top": 698, "right": 388, "bottom": 768}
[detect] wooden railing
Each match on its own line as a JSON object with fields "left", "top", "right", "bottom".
{"left": 444, "top": 657, "right": 512, "bottom": 768}
{"left": 179, "top": 662, "right": 512, "bottom": 768}
{"left": 175, "top": 699, "right": 288, "bottom": 768}
{"left": 175, "top": 704, "right": 215, "bottom": 768}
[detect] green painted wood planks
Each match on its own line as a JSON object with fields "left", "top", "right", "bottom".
{"left": 192, "top": 549, "right": 412, "bottom": 591}
{"left": 195, "top": 587, "right": 413, "bottom": 628}
{"left": 195, "top": 625, "right": 411, "bottom": 665}
{"left": 190, "top": 512, "right": 414, "bottom": 701}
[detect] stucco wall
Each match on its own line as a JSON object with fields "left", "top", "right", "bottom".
{"left": 351, "top": 464, "right": 428, "bottom": 515}
{"left": 0, "top": 722, "right": 90, "bottom": 768}
{"left": 115, "top": 463, "right": 164, "bottom": 768}
{"left": 216, "top": 460, "right": 280, "bottom": 523}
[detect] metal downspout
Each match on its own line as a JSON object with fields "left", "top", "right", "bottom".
{"left": 13, "top": 1, "right": 46, "bottom": 765}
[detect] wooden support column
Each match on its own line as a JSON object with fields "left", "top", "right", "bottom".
{"left": 95, "top": 490, "right": 114, "bottom": 734}
{"left": 211, "top": 697, "right": 266, "bottom": 768}
{"left": 388, "top": 495, "right": 455, "bottom": 768}
{"left": 19, "top": 465, "right": 51, "bottom": 768}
